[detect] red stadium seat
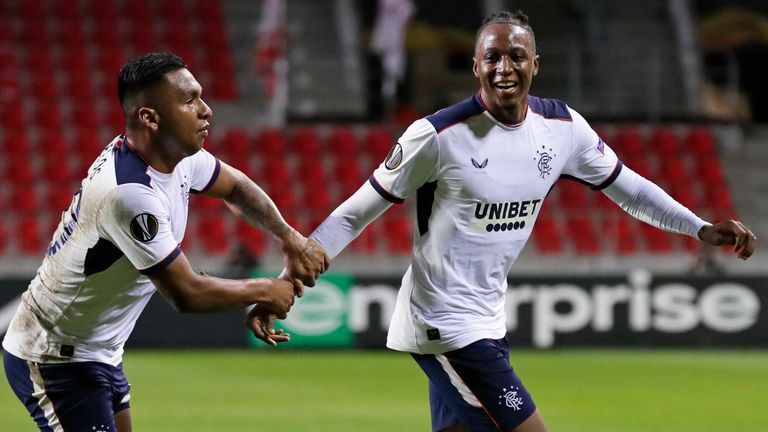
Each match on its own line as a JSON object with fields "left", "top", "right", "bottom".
{"left": 684, "top": 127, "right": 717, "bottom": 157}
{"left": 333, "top": 155, "right": 365, "bottom": 196}
{"left": 297, "top": 160, "right": 327, "bottom": 189}
{"left": 289, "top": 127, "right": 322, "bottom": 159}
{"left": 641, "top": 224, "right": 676, "bottom": 253}
{"left": 350, "top": 224, "right": 378, "bottom": 254}
{"left": 383, "top": 214, "right": 412, "bottom": 254}
{"left": 254, "top": 128, "right": 286, "bottom": 158}
{"left": 532, "top": 216, "right": 564, "bottom": 254}
{"left": 326, "top": 127, "right": 358, "bottom": 157}
{"left": 613, "top": 126, "right": 645, "bottom": 160}
{"left": 693, "top": 158, "right": 725, "bottom": 188}
{"left": 197, "top": 216, "right": 230, "bottom": 254}
{"left": 235, "top": 220, "right": 267, "bottom": 256}
{"left": 649, "top": 127, "right": 679, "bottom": 156}
{"left": 565, "top": 215, "right": 601, "bottom": 254}
{"left": 265, "top": 183, "right": 296, "bottom": 214}
{"left": 362, "top": 126, "right": 393, "bottom": 159}
{"left": 11, "top": 184, "right": 38, "bottom": 214}
{"left": 657, "top": 158, "right": 688, "bottom": 184}
{"left": 45, "top": 185, "right": 78, "bottom": 214}
{"left": 260, "top": 159, "right": 290, "bottom": 189}
{"left": 557, "top": 180, "right": 588, "bottom": 209}
{"left": 219, "top": 128, "right": 250, "bottom": 162}
{"left": 16, "top": 218, "right": 44, "bottom": 256}
{"left": 0, "top": 221, "right": 7, "bottom": 254}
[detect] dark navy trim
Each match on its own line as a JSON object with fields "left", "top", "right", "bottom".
{"left": 191, "top": 158, "right": 221, "bottom": 194}
{"left": 368, "top": 175, "right": 404, "bottom": 204}
{"left": 115, "top": 138, "right": 151, "bottom": 187}
{"left": 416, "top": 181, "right": 437, "bottom": 236}
{"left": 592, "top": 161, "right": 624, "bottom": 190}
{"left": 527, "top": 96, "right": 572, "bottom": 121}
{"left": 425, "top": 94, "right": 485, "bottom": 133}
{"left": 139, "top": 246, "right": 182, "bottom": 275}
{"left": 84, "top": 238, "right": 125, "bottom": 276}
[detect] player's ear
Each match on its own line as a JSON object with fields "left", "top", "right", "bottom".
{"left": 138, "top": 107, "right": 159, "bottom": 131}
{"left": 472, "top": 57, "right": 479, "bottom": 78}
{"left": 532, "top": 54, "right": 540, "bottom": 77}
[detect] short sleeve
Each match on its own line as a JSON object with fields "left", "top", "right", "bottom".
{"left": 369, "top": 119, "right": 439, "bottom": 203}
{"left": 188, "top": 149, "right": 221, "bottom": 194}
{"left": 562, "top": 108, "right": 622, "bottom": 190}
{"left": 99, "top": 184, "right": 181, "bottom": 275}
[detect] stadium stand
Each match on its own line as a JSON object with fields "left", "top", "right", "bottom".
{"left": 0, "top": 0, "right": 752, "bottom": 273}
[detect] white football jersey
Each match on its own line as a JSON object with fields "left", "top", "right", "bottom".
{"left": 2, "top": 136, "right": 219, "bottom": 365}
{"left": 375, "top": 94, "right": 621, "bottom": 354}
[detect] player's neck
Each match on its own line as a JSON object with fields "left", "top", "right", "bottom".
{"left": 124, "top": 131, "right": 180, "bottom": 174}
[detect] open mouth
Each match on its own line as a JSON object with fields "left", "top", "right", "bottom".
{"left": 494, "top": 81, "right": 518, "bottom": 93}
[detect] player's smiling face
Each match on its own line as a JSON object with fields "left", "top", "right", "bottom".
{"left": 473, "top": 23, "right": 539, "bottom": 125}
{"left": 155, "top": 68, "right": 212, "bottom": 157}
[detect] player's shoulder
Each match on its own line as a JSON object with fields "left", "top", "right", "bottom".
{"left": 527, "top": 95, "right": 573, "bottom": 122}
{"left": 425, "top": 94, "right": 485, "bottom": 133}
{"left": 112, "top": 137, "right": 152, "bottom": 188}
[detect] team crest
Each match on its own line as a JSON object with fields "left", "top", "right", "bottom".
{"left": 471, "top": 158, "right": 488, "bottom": 169}
{"left": 498, "top": 386, "right": 524, "bottom": 411}
{"left": 534, "top": 145, "right": 556, "bottom": 179}
{"left": 130, "top": 213, "right": 159, "bottom": 242}
{"left": 384, "top": 143, "right": 403, "bottom": 170}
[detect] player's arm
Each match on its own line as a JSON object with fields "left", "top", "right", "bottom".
{"left": 201, "top": 160, "right": 329, "bottom": 287}
{"left": 147, "top": 250, "right": 295, "bottom": 317}
{"left": 602, "top": 165, "right": 757, "bottom": 259}
{"left": 310, "top": 180, "right": 393, "bottom": 258}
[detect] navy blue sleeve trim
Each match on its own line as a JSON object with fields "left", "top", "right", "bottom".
{"left": 139, "top": 246, "right": 182, "bottom": 275}
{"left": 191, "top": 159, "right": 222, "bottom": 194}
{"left": 592, "top": 161, "right": 624, "bottom": 190}
{"left": 425, "top": 94, "right": 484, "bottom": 133}
{"left": 368, "top": 175, "right": 404, "bottom": 204}
{"left": 527, "top": 95, "right": 572, "bottom": 121}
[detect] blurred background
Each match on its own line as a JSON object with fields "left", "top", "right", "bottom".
{"left": 0, "top": 0, "right": 767, "bottom": 350}
{"left": 1, "top": 1, "right": 767, "bottom": 430}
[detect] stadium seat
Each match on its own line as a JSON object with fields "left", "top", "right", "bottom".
{"left": 88, "top": 0, "right": 119, "bottom": 21}
{"left": 197, "top": 216, "right": 229, "bottom": 254}
{"left": 265, "top": 183, "right": 296, "bottom": 214}
{"left": 693, "top": 158, "right": 725, "bottom": 188}
{"left": 649, "top": 127, "right": 679, "bottom": 156}
{"left": 297, "top": 160, "right": 327, "bottom": 189}
{"left": 351, "top": 224, "right": 378, "bottom": 254}
{"left": 557, "top": 180, "right": 588, "bottom": 209}
{"left": 258, "top": 158, "right": 290, "bottom": 189}
{"left": 10, "top": 184, "right": 38, "bottom": 214}
{"left": 333, "top": 155, "right": 365, "bottom": 197}
{"left": 219, "top": 128, "right": 250, "bottom": 162}
{"left": 362, "top": 126, "right": 393, "bottom": 159}
{"left": 289, "top": 127, "right": 322, "bottom": 159}
{"left": 254, "top": 128, "right": 286, "bottom": 158}
{"left": 565, "top": 215, "right": 601, "bottom": 254}
{"left": 532, "top": 216, "right": 564, "bottom": 254}
{"left": 45, "top": 184, "right": 77, "bottom": 214}
{"left": 326, "top": 127, "right": 358, "bottom": 157}
{"left": 0, "top": 221, "right": 7, "bottom": 254}
{"left": 684, "top": 127, "right": 717, "bottom": 157}
{"left": 641, "top": 224, "right": 675, "bottom": 253}
{"left": 16, "top": 218, "right": 44, "bottom": 256}
{"left": 302, "top": 187, "right": 332, "bottom": 216}
{"left": 657, "top": 158, "right": 688, "bottom": 184}
{"left": 613, "top": 126, "right": 644, "bottom": 160}
{"left": 669, "top": 183, "right": 700, "bottom": 210}
{"left": 235, "top": 220, "right": 267, "bottom": 256}
{"left": 382, "top": 214, "right": 412, "bottom": 254}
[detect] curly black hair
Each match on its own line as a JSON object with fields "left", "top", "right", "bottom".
{"left": 476, "top": 10, "right": 536, "bottom": 51}
{"left": 117, "top": 52, "right": 187, "bottom": 106}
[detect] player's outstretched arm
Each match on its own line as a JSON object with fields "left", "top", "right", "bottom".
{"left": 202, "top": 161, "right": 329, "bottom": 288}
{"left": 148, "top": 250, "right": 295, "bottom": 317}
{"left": 698, "top": 220, "right": 758, "bottom": 260}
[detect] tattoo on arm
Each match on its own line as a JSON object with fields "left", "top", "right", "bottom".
{"left": 224, "top": 173, "right": 293, "bottom": 241}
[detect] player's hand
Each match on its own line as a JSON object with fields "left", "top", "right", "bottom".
{"left": 255, "top": 278, "right": 295, "bottom": 319}
{"left": 698, "top": 220, "right": 758, "bottom": 260}
{"left": 282, "top": 236, "right": 330, "bottom": 291}
{"left": 245, "top": 305, "right": 290, "bottom": 347}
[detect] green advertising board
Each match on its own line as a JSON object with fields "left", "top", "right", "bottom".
{"left": 247, "top": 273, "right": 355, "bottom": 348}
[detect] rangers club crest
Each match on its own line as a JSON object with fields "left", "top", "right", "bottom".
{"left": 534, "top": 145, "right": 556, "bottom": 179}
{"left": 130, "top": 213, "right": 159, "bottom": 242}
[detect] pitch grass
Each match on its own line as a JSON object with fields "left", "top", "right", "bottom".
{"left": 1, "top": 349, "right": 766, "bottom": 431}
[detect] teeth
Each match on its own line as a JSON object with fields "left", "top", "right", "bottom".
{"left": 496, "top": 83, "right": 516, "bottom": 89}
